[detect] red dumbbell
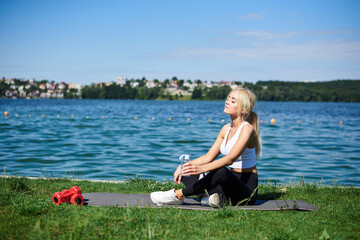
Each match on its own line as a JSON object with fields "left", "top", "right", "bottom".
{"left": 52, "top": 186, "right": 84, "bottom": 206}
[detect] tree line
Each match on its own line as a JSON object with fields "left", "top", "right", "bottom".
{"left": 80, "top": 80, "right": 360, "bottom": 102}
{"left": 2, "top": 77, "right": 359, "bottom": 102}
{"left": 247, "top": 80, "right": 360, "bottom": 102}
{"left": 81, "top": 83, "right": 168, "bottom": 100}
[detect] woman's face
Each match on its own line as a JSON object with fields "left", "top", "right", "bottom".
{"left": 224, "top": 91, "right": 238, "bottom": 116}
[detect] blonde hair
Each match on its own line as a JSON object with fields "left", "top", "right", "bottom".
{"left": 229, "top": 87, "right": 262, "bottom": 157}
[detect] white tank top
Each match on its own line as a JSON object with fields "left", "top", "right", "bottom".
{"left": 220, "top": 122, "right": 256, "bottom": 169}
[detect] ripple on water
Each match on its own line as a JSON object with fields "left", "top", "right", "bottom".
{"left": 18, "top": 158, "right": 66, "bottom": 164}
{"left": 74, "top": 124, "right": 99, "bottom": 128}
{"left": 1, "top": 100, "right": 360, "bottom": 186}
{"left": 174, "top": 140, "right": 206, "bottom": 144}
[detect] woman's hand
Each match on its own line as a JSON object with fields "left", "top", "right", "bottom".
{"left": 181, "top": 162, "right": 205, "bottom": 176}
{"left": 173, "top": 164, "right": 182, "bottom": 184}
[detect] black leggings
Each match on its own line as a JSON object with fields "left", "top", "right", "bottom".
{"left": 182, "top": 167, "right": 258, "bottom": 205}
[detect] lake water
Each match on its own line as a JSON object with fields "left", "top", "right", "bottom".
{"left": 1, "top": 99, "right": 359, "bottom": 186}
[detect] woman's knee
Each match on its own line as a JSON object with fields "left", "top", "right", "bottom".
{"left": 211, "top": 167, "right": 226, "bottom": 174}
{"left": 213, "top": 167, "right": 231, "bottom": 177}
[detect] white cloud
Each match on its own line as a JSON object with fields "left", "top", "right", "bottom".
{"left": 166, "top": 29, "right": 360, "bottom": 62}
{"left": 235, "top": 30, "right": 357, "bottom": 41}
{"left": 169, "top": 39, "right": 360, "bottom": 62}
{"left": 235, "top": 31, "right": 303, "bottom": 40}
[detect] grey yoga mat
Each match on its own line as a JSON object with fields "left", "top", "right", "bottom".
{"left": 82, "top": 193, "right": 318, "bottom": 211}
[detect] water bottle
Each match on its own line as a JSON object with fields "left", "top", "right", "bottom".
{"left": 179, "top": 154, "right": 191, "bottom": 177}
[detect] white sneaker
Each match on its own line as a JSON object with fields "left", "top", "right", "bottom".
{"left": 201, "top": 193, "right": 221, "bottom": 208}
{"left": 150, "top": 189, "right": 184, "bottom": 205}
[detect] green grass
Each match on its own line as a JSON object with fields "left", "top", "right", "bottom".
{"left": 0, "top": 176, "right": 359, "bottom": 239}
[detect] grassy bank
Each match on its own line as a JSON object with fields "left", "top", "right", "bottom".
{"left": 0, "top": 176, "right": 359, "bottom": 239}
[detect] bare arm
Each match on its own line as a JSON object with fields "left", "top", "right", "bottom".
{"left": 182, "top": 124, "right": 254, "bottom": 176}
{"left": 190, "top": 124, "right": 230, "bottom": 166}
{"left": 173, "top": 124, "right": 229, "bottom": 184}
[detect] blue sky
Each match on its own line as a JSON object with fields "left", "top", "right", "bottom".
{"left": 1, "top": 0, "right": 359, "bottom": 85}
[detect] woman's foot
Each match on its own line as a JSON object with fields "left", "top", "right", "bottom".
{"left": 201, "top": 193, "right": 221, "bottom": 208}
{"left": 150, "top": 189, "right": 184, "bottom": 205}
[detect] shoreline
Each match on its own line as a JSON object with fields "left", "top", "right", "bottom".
{"left": 2, "top": 97, "right": 360, "bottom": 103}
{"left": 1, "top": 175, "right": 358, "bottom": 188}
{"left": 0, "top": 175, "right": 125, "bottom": 184}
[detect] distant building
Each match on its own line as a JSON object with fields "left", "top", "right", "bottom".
{"left": 300, "top": 79, "right": 317, "bottom": 83}
{"left": 169, "top": 79, "right": 178, "bottom": 88}
{"left": 220, "top": 81, "right": 229, "bottom": 86}
{"left": 6, "top": 90, "right": 17, "bottom": 97}
{"left": 51, "top": 91, "right": 64, "bottom": 98}
{"left": 130, "top": 81, "right": 139, "bottom": 88}
{"left": 68, "top": 83, "right": 81, "bottom": 96}
{"left": 57, "top": 83, "right": 66, "bottom": 90}
{"left": 46, "top": 82, "right": 53, "bottom": 90}
{"left": 20, "top": 91, "right": 27, "bottom": 98}
{"left": 146, "top": 80, "right": 156, "bottom": 88}
{"left": 116, "top": 76, "right": 127, "bottom": 86}
{"left": 68, "top": 83, "right": 81, "bottom": 90}
{"left": 39, "top": 84, "right": 46, "bottom": 90}
{"left": 183, "top": 82, "right": 196, "bottom": 91}
{"left": 5, "top": 79, "right": 15, "bottom": 85}
{"left": 205, "top": 81, "right": 213, "bottom": 88}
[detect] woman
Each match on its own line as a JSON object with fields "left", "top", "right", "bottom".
{"left": 151, "top": 87, "right": 261, "bottom": 207}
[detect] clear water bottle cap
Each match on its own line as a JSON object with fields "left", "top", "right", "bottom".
{"left": 179, "top": 154, "right": 190, "bottom": 160}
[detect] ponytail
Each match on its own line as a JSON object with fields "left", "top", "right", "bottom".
{"left": 249, "top": 111, "right": 262, "bottom": 157}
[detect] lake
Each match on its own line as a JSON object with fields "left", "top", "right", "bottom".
{"left": 1, "top": 99, "right": 359, "bottom": 186}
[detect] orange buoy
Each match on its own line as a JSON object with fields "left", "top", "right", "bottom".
{"left": 339, "top": 121, "right": 343, "bottom": 125}
{"left": 208, "top": 119, "right": 211, "bottom": 123}
{"left": 168, "top": 117, "right": 172, "bottom": 121}
{"left": 260, "top": 120, "right": 264, "bottom": 123}
{"left": 134, "top": 117, "right": 138, "bottom": 120}
{"left": 71, "top": 115, "right": 74, "bottom": 118}
{"left": 187, "top": 118, "right": 191, "bottom": 121}
{"left": 102, "top": 116, "right": 105, "bottom": 119}
{"left": 271, "top": 118, "right": 276, "bottom": 124}
{"left": 4, "top": 111, "right": 9, "bottom": 117}
{"left": 42, "top": 114, "right": 45, "bottom": 118}
{"left": 297, "top": 121, "right": 300, "bottom": 124}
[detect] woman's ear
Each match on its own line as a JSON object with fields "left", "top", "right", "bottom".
{"left": 239, "top": 108, "right": 246, "bottom": 115}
